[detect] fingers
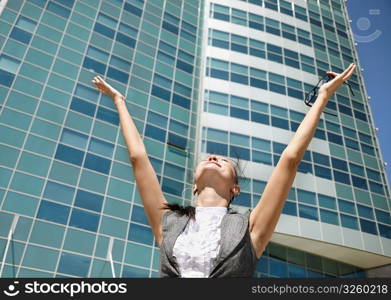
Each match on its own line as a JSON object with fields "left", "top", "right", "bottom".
{"left": 92, "top": 75, "right": 103, "bottom": 84}
{"left": 340, "top": 63, "right": 355, "bottom": 80}
{"left": 343, "top": 64, "right": 356, "bottom": 80}
{"left": 326, "top": 71, "right": 338, "bottom": 78}
{"left": 327, "top": 63, "right": 356, "bottom": 82}
{"left": 92, "top": 75, "right": 106, "bottom": 87}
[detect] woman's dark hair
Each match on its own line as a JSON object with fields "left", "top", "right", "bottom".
{"left": 161, "top": 154, "right": 243, "bottom": 219}
{"left": 162, "top": 203, "right": 196, "bottom": 219}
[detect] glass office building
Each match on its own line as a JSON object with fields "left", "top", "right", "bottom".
{"left": 0, "top": 0, "right": 390, "bottom": 278}
{"left": 201, "top": 0, "right": 391, "bottom": 277}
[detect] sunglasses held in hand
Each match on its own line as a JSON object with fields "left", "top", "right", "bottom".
{"left": 304, "top": 73, "right": 355, "bottom": 117}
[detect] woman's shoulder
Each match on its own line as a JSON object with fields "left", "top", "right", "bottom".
{"left": 162, "top": 208, "right": 189, "bottom": 229}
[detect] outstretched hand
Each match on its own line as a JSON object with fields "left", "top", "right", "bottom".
{"left": 318, "top": 63, "right": 356, "bottom": 99}
{"left": 92, "top": 75, "right": 125, "bottom": 105}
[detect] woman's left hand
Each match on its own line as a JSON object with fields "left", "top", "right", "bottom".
{"left": 318, "top": 63, "right": 356, "bottom": 99}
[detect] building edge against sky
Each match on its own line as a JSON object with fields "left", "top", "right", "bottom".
{"left": 199, "top": 0, "right": 391, "bottom": 275}
{"left": 0, "top": 0, "right": 390, "bottom": 278}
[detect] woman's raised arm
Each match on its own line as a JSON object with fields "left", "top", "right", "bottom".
{"left": 249, "top": 64, "right": 356, "bottom": 258}
{"left": 92, "top": 76, "right": 168, "bottom": 246}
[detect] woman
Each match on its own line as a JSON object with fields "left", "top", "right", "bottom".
{"left": 92, "top": 63, "right": 356, "bottom": 277}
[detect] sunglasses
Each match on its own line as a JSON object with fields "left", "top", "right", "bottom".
{"left": 304, "top": 74, "right": 355, "bottom": 117}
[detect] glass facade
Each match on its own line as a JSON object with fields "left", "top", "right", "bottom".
{"left": 0, "top": 0, "right": 203, "bottom": 278}
{"left": 0, "top": 0, "right": 390, "bottom": 278}
{"left": 200, "top": 0, "right": 391, "bottom": 277}
{"left": 256, "top": 243, "right": 365, "bottom": 278}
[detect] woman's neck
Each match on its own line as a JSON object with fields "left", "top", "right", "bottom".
{"left": 195, "top": 187, "right": 229, "bottom": 207}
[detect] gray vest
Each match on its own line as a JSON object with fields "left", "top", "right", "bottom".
{"left": 159, "top": 208, "right": 258, "bottom": 277}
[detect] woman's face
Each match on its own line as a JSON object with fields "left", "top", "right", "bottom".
{"left": 193, "top": 155, "right": 238, "bottom": 194}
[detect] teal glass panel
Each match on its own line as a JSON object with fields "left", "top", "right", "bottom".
{"left": 25, "top": 48, "right": 53, "bottom": 69}
{"left": 103, "top": 197, "right": 131, "bottom": 220}
{"left": 0, "top": 145, "right": 20, "bottom": 168}
{"left": 52, "top": 58, "right": 79, "bottom": 79}
{"left": 207, "top": 91, "right": 229, "bottom": 104}
{"left": 13, "top": 216, "right": 32, "bottom": 241}
{"left": 297, "top": 189, "right": 317, "bottom": 205}
{"left": 66, "top": 22, "right": 90, "bottom": 40}
{"left": 74, "top": 2, "right": 97, "bottom": 19}
{"left": 207, "top": 128, "right": 228, "bottom": 143}
{"left": 2, "top": 191, "right": 39, "bottom": 217}
{"left": 63, "top": 228, "right": 96, "bottom": 255}
{"left": 94, "top": 235, "right": 109, "bottom": 259}
{"left": 19, "top": 268, "right": 53, "bottom": 277}
{"left": 70, "top": 11, "right": 94, "bottom": 29}
{"left": 0, "top": 55, "right": 20, "bottom": 73}
{"left": 269, "top": 72, "right": 285, "bottom": 84}
{"left": 0, "top": 108, "right": 32, "bottom": 131}
{"left": 17, "top": 151, "right": 51, "bottom": 177}
{"left": 90, "top": 259, "right": 121, "bottom": 277}
{"left": 78, "top": 169, "right": 108, "bottom": 194}
{"left": 19, "top": 62, "right": 48, "bottom": 83}
{"left": 36, "top": 101, "right": 66, "bottom": 125}
{"left": 318, "top": 194, "right": 337, "bottom": 210}
{"left": 124, "top": 242, "right": 152, "bottom": 267}
{"left": 10, "top": 172, "right": 44, "bottom": 196}
{"left": 114, "top": 145, "right": 131, "bottom": 164}
{"left": 230, "top": 132, "right": 249, "bottom": 147}
{"left": 0, "top": 125, "right": 26, "bottom": 148}
{"left": 111, "top": 162, "right": 134, "bottom": 183}
{"left": 271, "top": 105, "right": 288, "bottom": 118}
{"left": 31, "top": 35, "right": 59, "bottom": 54}
{"left": 3, "top": 39, "right": 27, "bottom": 59}
{"left": 2, "top": 8, "right": 17, "bottom": 23}
{"left": 42, "top": 86, "right": 71, "bottom": 107}
{"left": 49, "top": 161, "right": 80, "bottom": 186}
{"left": 165, "top": 146, "right": 187, "bottom": 166}
{"left": 60, "top": 128, "right": 88, "bottom": 150}
{"left": 0, "top": 167, "right": 12, "bottom": 188}
{"left": 207, "top": 102, "right": 227, "bottom": 115}
{"left": 43, "top": 8, "right": 67, "bottom": 28}
{"left": 107, "top": 178, "right": 133, "bottom": 201}
{"left": 152, "top": 248, "right": 160, "bottom": 270}
{"left": 58, "top": 46, "right": 83, "bottom": 65}
{"left": 29, "top": 220, "right": 65, "bottom": 248}
{"left": 4, "top": 241, "right": 25, "bottom": 266}
{"left": 320, "top": 209, "right": 339, "bottom": 225}
{"left": 47, "top": 73, "right": 75, "bottom": 93}
{"left": 25, "top": 134, "right": 56, "bottom": 157}
{"left": 92, "top": 120, "right": 118, "bottom": 141}
{"left": 99, "top": 215, "right": 128, "bottom": 239}
{"left": 65, "top": 111, "right": 93, "bottom": 134}
{"left": 251, "top": 101, "right": 269, "bottom": 113}
{"left": 0, "top": 211, "right": 14, "bottom": 237}
{"left": 62, "top": 34, "right": 87, "bottom": 53}
{"left": 57, "top": 252, "right": 91, "bottom": 277}
{"left": 31, "top": 118, "right": 61, "bottom": 140}
{"left": 335, "top": 183, "right": 353, "bottom": 200}
{"left": 231, "top": 95, "right": 248, "bottom": 107}
{"left": 22, "top": 245, "right": 59, "bottom": 271}
{"left": 122, "top": 265, "right": 149, "bottom": 277}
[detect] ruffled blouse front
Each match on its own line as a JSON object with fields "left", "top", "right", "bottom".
{"left": 172, "top": 206, "right": 227, "bottom": 278}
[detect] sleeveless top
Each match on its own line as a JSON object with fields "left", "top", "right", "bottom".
{"left": 160, "top": 207, "right": 258, "bottom": 277}
{"left": 172, "top": 206, "right": 227, "bottom": 277}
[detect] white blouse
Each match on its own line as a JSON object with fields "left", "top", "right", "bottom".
{"left": 172, "top": 206, "right": 227, "bottom": 278}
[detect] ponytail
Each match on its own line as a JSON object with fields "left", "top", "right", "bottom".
{"left": 162, "top": 203, "right": 196, "bottom": 219}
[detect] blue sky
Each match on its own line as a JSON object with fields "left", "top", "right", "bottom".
{"left": 346, "top": 0, "right": 391, "bottom": 185}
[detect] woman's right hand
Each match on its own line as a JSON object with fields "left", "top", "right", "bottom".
{"left": 92, "top": 75, "right": 125, "bottom": 105}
